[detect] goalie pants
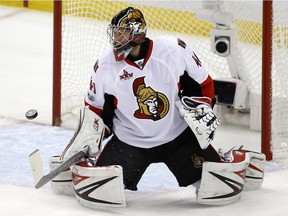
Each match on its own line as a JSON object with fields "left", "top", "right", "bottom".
{"left": 95, "top": 127, "right": 221, "bottom": 191}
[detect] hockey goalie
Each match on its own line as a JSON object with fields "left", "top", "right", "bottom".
{"left": 49, "top": 7, "right": 266, "bottom": 209}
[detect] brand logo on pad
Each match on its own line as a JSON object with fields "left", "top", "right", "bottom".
{"left": 93, "top": 119, "right": 100, "bottom": 131}
{"left": 191, "top": 154, "right": 205, "bottom": 168}
{"left": 74, "top": 176, "right": 123, "bottom": 206}
{"left": 202, "top": 171, "right": 244, "bottom": 200}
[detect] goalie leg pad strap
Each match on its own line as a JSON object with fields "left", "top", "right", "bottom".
{"left": 197, "top": 152, "right": 250, "bottom": 205}
{"left": 242, "top": 151, "right": 266, "bottom": 191}
{"left": 71, "top": 164, "right": 126, "bottom": 208}
{"left": 49, "top": 156, "right": 74, "bottom": 196}
{"left": 228, "top": 150, "right": 266, "bottom": 191}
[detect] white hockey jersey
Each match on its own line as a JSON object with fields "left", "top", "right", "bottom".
{"left": 85, "top": 35, "right": 214, "bottom": 148}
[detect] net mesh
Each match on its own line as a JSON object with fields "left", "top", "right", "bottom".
{"left": 60, "top": 0, "right": 288, "bottom": 157}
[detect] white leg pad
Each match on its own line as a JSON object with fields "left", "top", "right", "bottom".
{"left": 197, "top": 152, "right": 250, "bottom": 205}
{"left": 71, "top": 164, "right": 126, "bottom": 208}
{"left": 49, "top": 156, "right": 74, "bottom": 195}
{"left": 244, "top": 151, "right": 266, "bottom": 191}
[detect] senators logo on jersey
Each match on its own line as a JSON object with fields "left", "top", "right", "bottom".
{"left": 132, "top": 76, "right": 169, "bottom": 121}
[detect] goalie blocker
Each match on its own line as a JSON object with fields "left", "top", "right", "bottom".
{"left": 60, "top": 106, "right": 105, "bottom": 161}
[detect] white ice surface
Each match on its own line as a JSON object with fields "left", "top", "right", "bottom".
{"left": 0, "top": 6, "right": 288, "bottom": 216}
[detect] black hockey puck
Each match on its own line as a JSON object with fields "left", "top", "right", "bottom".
{"left": 25, "top": 109, "right": 38, "bottom": 120}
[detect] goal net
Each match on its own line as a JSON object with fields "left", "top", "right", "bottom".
{"left": 54, "top": 0, "right": 288, "bottom": 159}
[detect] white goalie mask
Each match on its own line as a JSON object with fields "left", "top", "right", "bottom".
{"left": 107, "top": 7, "right": 147, "bottom": 61}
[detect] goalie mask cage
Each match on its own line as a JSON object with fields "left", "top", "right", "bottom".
{"left": 52, "top": 0, "right": 288, "bottom": 161}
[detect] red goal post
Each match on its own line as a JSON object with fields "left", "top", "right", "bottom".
{"left": 52, "top": 0, "right": 288, "bottom": 160}
{"left": 52, "top": 0, "right": 62, "bottom": 127}
{"left": 262, "top": 1, "right": 273, "bottom": 161}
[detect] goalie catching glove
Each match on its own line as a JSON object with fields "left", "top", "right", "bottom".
{"left": 60, "top": 106, "right": 105, "bottom": 161}
{"left": 175, "top": 96, "right": 220, "bottom": 149}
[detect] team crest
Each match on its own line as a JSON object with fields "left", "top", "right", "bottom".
{"left": 132, "top": 76, "right": 169, "bottom": 121}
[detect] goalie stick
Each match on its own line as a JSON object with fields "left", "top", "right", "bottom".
{"left": 29, "top": 146, "right": 89, "bottom": 189}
